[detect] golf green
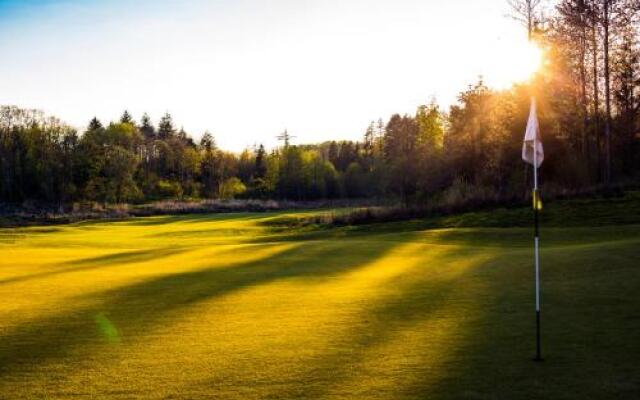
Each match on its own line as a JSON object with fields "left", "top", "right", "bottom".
{"left": 0, "top": 208, "right": 638, "bottom": 399}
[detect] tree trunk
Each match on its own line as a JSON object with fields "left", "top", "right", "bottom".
{"left": 603, "top": 0, "right": 612, "bottom": 185}
{"left": 580, "top": 2, "right": 590, "bottom": 159}
{"left": 591, "top": 6, "right": 601, "bottom": 182}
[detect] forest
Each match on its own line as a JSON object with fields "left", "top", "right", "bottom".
{"left": 1, "top": 0, "right": 639, "bottom": 207}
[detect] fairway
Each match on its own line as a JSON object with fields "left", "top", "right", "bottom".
{"left": 0, "top": 211, "right": 638, "bottom": 399}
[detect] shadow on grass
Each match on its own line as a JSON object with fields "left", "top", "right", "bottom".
{"left": 147, "top": 228, "right": 259, "bottom": 239}
{"left": 406, "top": 240, "right": 640, "bottom": 399}
{"left": 246, "top": 223, "right": 532, "bottom": 248}
{"left": 252, "top": 220, "right": 640, "bottom": 252}
{"left": 276, "top": 239, "right": 639, "bottom": 399}
{"left": 0, "top": 247, "right": 192, "bottom": 287}
{"left": 63, "top": 247, "right": 190, "bottom": 267}
{"left": 0, "top": 235, "right": 406, "bottom": 379}
{"left": 114, "top": 213, "right": 270, "bottom": 227}
{"left": 0, "top": 232, "right": 26, "bottom": 245}
{"left": 0, "top": 227, "right": 63, "bottom": 244}
{"left": 279, "top": 248, "right": 496, "bottom": 399}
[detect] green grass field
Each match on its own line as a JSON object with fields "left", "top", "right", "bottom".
{"left": 0, "top": 200, "right": 639, "bottom": 399}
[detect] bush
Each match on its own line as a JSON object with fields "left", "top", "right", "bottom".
{"left": 218, "top": 178, "right": 247, "bottom": 200}
{"left": 247, "top": 178, "right": 270, "bottom": 199}
{"left": 438, "top": 177, "right": 497, "bottom": 212}
{"left": 156, "top": 180, "right": 183, "bottom": 199}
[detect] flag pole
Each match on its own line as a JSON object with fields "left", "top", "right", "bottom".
{"left": 532, "top": 97, "right": 542, "bottom": 362}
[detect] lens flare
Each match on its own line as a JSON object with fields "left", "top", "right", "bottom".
{"left": 95, "top": 313, "right": 121, "bottom": 344}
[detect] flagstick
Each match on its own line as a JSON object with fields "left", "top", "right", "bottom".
{"left": 533, "top": 111, "right": 542, "bottom": 362}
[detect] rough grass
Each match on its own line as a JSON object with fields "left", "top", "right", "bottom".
{"left": 264, "top": 191, "right": 640, "bottom": 231}
{"left": 0, "top": 202, "right": 638, "bottom": 399}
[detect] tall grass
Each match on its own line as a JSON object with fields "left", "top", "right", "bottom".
{"left": 0, "top": 198, "right": 391, "bottom": 227}
{"left": 285, "top": 182, "right": 633, "bottom": 228}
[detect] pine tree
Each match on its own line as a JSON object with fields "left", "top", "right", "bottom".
{"left": 178, "top": 127, "right": 188, "bottom": 141}
{"left": 158, "top": 113, "right": 175, "bottom": 140}
{"left": 88, "top": 117, "right": 103, "bottom": 131}
{"left": 199, "top": 131, "right": 219, "bottom": 198}
{"left": 200, "top": 131, "right": 216, "bottom": 151}
{"left": 120, "top": 110, "right": 133, "bottom": 124}
{"left": 140, "top": 113, "right": 156, "bottom": 140}
{"left": 327, "top": 141, "right": 339, "bottom": 166}
{"left": 255, "top": 144, "right": 267, "bottom": 178}
{"left": 364, "top": 122, "right": 375, "bottom": 158}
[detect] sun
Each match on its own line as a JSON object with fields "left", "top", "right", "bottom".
{"left": 517, "top": 41, "right": 545, "bottom": 79}
{"left": 486, "top": 40, "right": 544, "bottom": 89}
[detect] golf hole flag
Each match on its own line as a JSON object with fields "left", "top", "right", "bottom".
{"left": 522, "top": 98, "right": 544, "bottom": 169}
{"left": 523, "top": 97, "right": 544, "bottom": 361}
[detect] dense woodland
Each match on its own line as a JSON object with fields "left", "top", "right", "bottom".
{"left": 1, "top": 0, "right": 639, "bottom": 207}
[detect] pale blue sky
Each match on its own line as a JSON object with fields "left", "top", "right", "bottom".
{"left": 0, "top": 0, "right": 537, "bottom": 150}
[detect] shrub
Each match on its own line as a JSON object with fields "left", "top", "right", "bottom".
{"left": 156, "top": 180, "right": 183, "bottom": 199}
{"left": 218, "top": 178, "right": 247, "bottom": 200}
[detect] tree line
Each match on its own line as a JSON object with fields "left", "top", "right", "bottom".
{"left": 515, "top": 0, "right": 640, "bottom": 185}
{"left": 1, "top": 0, "right": 639, "bottom": 207}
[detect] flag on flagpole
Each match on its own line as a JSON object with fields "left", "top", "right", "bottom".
{"left": 522, "top": 96, "right": 544, "bottom": 362}
{"left": 522, "top": 98, "right": 544, "bottom": 169}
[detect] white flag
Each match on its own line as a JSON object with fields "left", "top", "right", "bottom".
{"left": 522, "top": 98, "right": 544, "bottom": 168}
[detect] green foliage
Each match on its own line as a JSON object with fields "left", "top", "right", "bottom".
{"left": 218, "top": 177, "right": 246, "bottom": 199}
{"left": 156, "top": 180, "right": 183, "bottom": 199}
{"left": 384, "top": 114, "right": 422, "bottom": 204}
{"left": 140, "top": 113, "right": 155, "bottom": 140}
{"left": 120, "top": 110, "right": 133, "bottom": 124}
{"left": 254, "top": 144, "right": 268, "bottom": 179}
{"left": 343, "top": 162, "right": 365, "bottom": 198}
{"left": 157, "top": 113, "right": 175, "bottom": 140}
{"left": 416, "top": 102, "right": 444, "bottom": 151}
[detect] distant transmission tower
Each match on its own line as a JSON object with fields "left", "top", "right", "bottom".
{"left": 277, "top": 129, "right": 296, "bottom": 148}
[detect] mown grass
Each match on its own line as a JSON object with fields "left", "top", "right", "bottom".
{"left": 0, "top": 199, "right": 638, "bottom": 399}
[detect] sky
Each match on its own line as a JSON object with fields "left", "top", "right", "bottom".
{"left": 0, "top": 0, "right": 539, "bottom": 151}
